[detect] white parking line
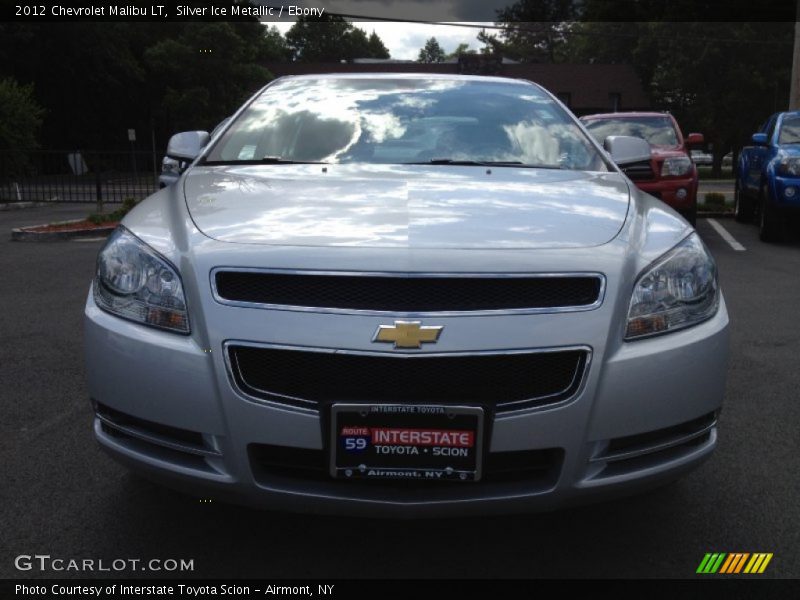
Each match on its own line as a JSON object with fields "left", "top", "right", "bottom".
{"left": 706, "top": 218, "right": 746, "bottom": 251}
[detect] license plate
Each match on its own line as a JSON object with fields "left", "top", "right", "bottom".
{"left": 330, "top": 404, "right": 484, "bottom": 482}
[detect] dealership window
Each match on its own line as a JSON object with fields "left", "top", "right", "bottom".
{"left": 556, "top": 92, "right": 572, "bottom": 108}
{"left": 609, "top": 93, "right": 621, "bottom": 112}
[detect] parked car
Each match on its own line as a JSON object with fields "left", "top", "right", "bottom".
{"left": 690, "top": 149, "right": 713, "bottom": 166}
{"left": 158, "top": 156, "right": 183, "bottom": 188}
{"left": 581, "top": 112, "right": 703, "bottom": 225}
{"left": 85, "top": 74, "right": 728, "bottom": 516}
{"left": 734, "top": 110, "right": 800, "bottom": 241}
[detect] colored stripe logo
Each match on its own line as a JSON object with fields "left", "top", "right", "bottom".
{"left": 697, "top": 553, "right": 773, "bottom": 574}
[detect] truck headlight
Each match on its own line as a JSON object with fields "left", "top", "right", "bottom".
{"left": 661, "top": 156, "right": 692, "bottom": 177}
{"left": 777, "top": 157, "right": 800, "bottom": 177}
{"left": 94, "top": 227, "right": 190, "bottom": 333}
{"left": 625, "top": 233, "right": 718, "bottom": 340}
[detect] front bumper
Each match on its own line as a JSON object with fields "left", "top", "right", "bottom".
{"left": 770, "top": 175, "right": 800, "bottom": 209}
{"left": 636, "top": 177, "right": 698, "bottom": 210}
{"left": 84, "top": 285, "right": 729, "bottom": 517}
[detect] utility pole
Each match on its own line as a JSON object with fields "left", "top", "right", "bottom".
{"left": 791, "top": 0, "right": 800, "bottom": 109}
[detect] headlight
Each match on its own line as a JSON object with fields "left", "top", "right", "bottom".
{"left": 661, "top": 156, "right": 692, "bottom": 177}
{"left": 625, "top": 233, "right": 718, "bottom": 340}
{"left": 94, "top": 227, "right": 190, "bottom": 333}
{"left": 777, "top": 157, "right": 800, "bottom": 177}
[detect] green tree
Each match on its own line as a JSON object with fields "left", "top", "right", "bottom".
{"left": 446, "top": 43, "right": 475, "bottom": 60}
{"left": 286, "top": 16, "right": 391, "bottom": 62}
{"left": 144, "top": 22, "right": 271, "bottom": 133}
{"left": 0, "top": 78, "right": 45, "bottom": 177}
{"left": 418, "top": 37, "right": 446, "bottom": 63}
{"left": 261, "top": 25, "right": 292, "bottom": 61}
{"left": 478, "top": 0, "right": 578, "bottom": 63}
{"left": 367, "top": 31, "right": 390, "bottom": 59}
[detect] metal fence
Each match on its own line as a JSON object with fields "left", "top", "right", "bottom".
{"left": 0, "top": 149, "right": 161, "bottom": 209}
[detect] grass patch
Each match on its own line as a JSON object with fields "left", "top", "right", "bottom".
{"left": 87, "top": 197, "right": 137, "bottom": 224}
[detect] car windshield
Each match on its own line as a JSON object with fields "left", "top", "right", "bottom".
{"left": 203, "top": 77, "right": 609, "bottom": 171}
{"left": 583, "top": 116, "right": 680, "bottom": 147}
{"left": 778, "top": 116, "right": 800, "bottom": 144}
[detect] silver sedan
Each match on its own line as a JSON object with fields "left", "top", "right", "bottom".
{"left": 84, "top": 74, "right": 729, "bottom": 516}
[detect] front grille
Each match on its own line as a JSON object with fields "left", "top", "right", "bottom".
{"left": 622, "top": 160, "right": 655, "bottom": 181}
{"left": 228, "top": 345, "right": 588, "bottom": 412}
{"left": 213, "top": 271, "right": 603, "bottom": 313}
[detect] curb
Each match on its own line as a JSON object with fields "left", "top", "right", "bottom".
{"left": 12, "top": 218, "right": 116, "bottom": 242}
{"left": 0, "top": 201, "right": 51, "bottom": 211}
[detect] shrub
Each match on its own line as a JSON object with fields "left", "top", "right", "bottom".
{"left": 87, "top": 197, "right": 138, "bottom": 224}
{"left": 704, "top": 192, "right": 726, "bottom": 207}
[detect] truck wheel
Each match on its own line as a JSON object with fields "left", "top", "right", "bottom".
{"left": 734, "top": 182, "right": 754, "bottom": 223}
{"left": 758, "top": 187, "right": 784, "bottom": 242}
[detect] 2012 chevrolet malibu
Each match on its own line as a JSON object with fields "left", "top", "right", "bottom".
{"left": 84, "top": 74, "right": 729, "bottom": 516}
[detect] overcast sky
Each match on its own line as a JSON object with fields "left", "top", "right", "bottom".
{"left": 269, "top": 21, "right": 494, "bottom": 60}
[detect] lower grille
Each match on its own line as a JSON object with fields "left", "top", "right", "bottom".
{"left": 249, "top": 443, "right": 563, "bottom": 486}
{"left": 228, "top": 345, "right": 588, "bottom": 412}
{"left": 95, "top": 402, "right": 221, "bottom": 473}
{"left": 590, "top": 412, "right": 716, "bottom": 478}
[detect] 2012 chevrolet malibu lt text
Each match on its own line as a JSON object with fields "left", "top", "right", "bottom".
{"left": 84, "top": 74, "right": 729, "bottom": 517}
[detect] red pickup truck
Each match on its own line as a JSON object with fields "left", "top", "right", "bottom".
{"left": 581, "top": 112, "right": 704, "bottom": 225}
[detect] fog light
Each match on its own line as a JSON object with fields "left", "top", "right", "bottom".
{"left": 675, "top": 188, "right": 688, "bottom": 200}
{"left": 785, "top": 187, "right": 796, "bottom": 198}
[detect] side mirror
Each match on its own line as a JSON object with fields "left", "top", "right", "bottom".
{"left": 686, "top": 133, "right": 704, "bottom": 146}
{"left": 166, "top": 131, "right": 210, "bottom": 161}
{"left": 604, "top": 135, "right": 652, "bottom": 166}
{"left": 752, "top": 133, "right": 768, "bottom": 146}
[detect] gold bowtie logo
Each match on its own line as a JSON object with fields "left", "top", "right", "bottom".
{"left": 373, "top": 321, "right": 443, "bottom": 349}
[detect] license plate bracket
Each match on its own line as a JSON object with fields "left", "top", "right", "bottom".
{"left": 330, "top": 404, "right": 484, "bottom": 482}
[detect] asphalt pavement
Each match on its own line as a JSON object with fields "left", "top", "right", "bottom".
{"left": 1, "top": 204, "right": 798, "bottom": 579}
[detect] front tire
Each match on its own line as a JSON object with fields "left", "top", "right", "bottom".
{"left": 758, "top": 186, "right": 784, "bottom": 242}
{"left": 734, "top": 181, "right": 754, "bottom": 223}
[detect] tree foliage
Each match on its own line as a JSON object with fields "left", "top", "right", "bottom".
{"left": 489, "top": 0, "right": 794, "bottom": 174}
{"left": 478, "top": 0, "right": 578, "bottom": 63}
{"left": 0, "top": 18, "right": 279, "bottom": 150}
{"left": 285, "top": 16, "right": 391, "bottom": 62}
{"left": 418, "top": 38, "right": 447, "bottom": 63}
{"left": 0, "top": 77, "right": 45, "bottom": 176}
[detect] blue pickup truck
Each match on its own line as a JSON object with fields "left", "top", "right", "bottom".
{"left": 735, "top": 110, "right": 800, "bottom": 241}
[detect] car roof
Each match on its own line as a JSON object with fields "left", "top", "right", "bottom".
{"left": 273, "top": 72, "right": 535, "bottom": 86}
{"left": 581, "top": 112, "right": 673, "bottom": 120}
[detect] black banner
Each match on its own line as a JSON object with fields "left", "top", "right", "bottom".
{"left": 3, "top": 578, "right": 799, "bottom": 599}
{"left": 0, "top": 0, "right": 796, "bottom": 23}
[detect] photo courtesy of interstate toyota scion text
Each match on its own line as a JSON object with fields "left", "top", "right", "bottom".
{"left": 84, "top": 74, "right": 729, "bottom": 517}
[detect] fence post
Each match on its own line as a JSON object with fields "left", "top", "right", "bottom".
{"left": 95, "top": 166, "right": 103, "bottom": 214}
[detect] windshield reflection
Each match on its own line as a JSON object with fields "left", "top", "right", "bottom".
{"left": 205, "top": 77, "right": 607, "bottom": 171}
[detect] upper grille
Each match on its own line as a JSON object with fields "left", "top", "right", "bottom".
{"left": 214, "top": 271, "right": 603, "bottom": 313}
{"left": 228, "top": 345, "right": 588, "bottom": 413}
{"left": 621, "top": 160, "right": 655, "bottom": 181}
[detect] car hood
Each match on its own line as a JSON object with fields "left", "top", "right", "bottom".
{"left": 649, "top": 146, "right": 689, "bottom": 159}
{"left": 182, "top": 164, "right": 630, "bottom": 249}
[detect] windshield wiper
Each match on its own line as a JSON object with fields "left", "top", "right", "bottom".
{"left": 404, "top": 158, "right": 563, "bottom": 169}
{"left": 202, "top": 156, "right": 328, "bottom": 166}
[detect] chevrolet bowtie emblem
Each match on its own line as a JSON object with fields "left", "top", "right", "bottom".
{"left": 373, "top": 321, "right": 443, "bottom": 349}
